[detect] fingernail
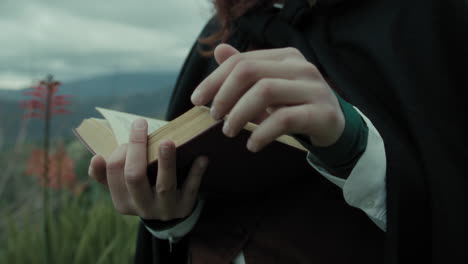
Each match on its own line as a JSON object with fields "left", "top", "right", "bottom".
{"left": 160, "top": 142, "right": 172, "bottom": 157}
{"left": 247, "top": 139, "right": 259, "bottom": 152}
{"left": 191, "top": 89, "right": 201, "bottom": 104}
{"left": 211, "top": 106, "right": 220, "bottom": 120}
{"left": 133, "top": 118, "right": 146, "bottom": 130}
{"left": 160, "top": 146, "right": 169, "bottom": 156}
{"left": 222, "top": 121, "right": 234, "bottom": 137}
{"left": 88, "top": 166, "right": 93, "bottom": 177}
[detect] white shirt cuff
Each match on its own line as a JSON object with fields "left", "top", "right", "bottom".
{"left": 142, "top": 198, "right": 205, "bottom": 243}
{"left": 306, "top": 107, "right": 387, "bottom": 231}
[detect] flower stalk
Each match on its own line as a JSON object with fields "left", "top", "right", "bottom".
{"left": 20, "top": 74, "right": 72, "bottom": 264}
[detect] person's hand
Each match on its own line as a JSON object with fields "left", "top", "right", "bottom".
{"left": 88, "top": 118, "right": 209, "bottom": 220}
{"left": 191, "top": 44, "right": 345, "bottom": 152}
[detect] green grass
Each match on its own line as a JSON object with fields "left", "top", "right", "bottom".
{"left": 0, "top": 137, "right": 141, "bottom": 263}
{"left": 1, "top": 196, "right": 139, "bottom": 264}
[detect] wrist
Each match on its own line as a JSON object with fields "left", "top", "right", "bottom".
{"left": 308, "top": 106, "right": 345, "bottom": 147}
{"left": 141, "top": 198, "right": 205, "bottom": 242}
{"left": 294, "top": 97, "right": 368, "bottom": 178}
{"left": 141, "top": 198, "right": 202, "bottom": 231}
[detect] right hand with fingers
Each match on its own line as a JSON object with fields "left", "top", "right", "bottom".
{"left": 88, "top": 118, "right": 209, "bottom": 221}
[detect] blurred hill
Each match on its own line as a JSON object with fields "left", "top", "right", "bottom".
{"left": 0, "top": 72, "right": 178, "bottom": 148}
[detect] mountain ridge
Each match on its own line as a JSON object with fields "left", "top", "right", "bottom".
{"left": 0, "top": 72, "right": 178, "bottom": 101}
{"left": 0, "top": 72, "right": 178, "bottom": 148}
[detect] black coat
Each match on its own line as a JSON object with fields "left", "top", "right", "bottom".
{"left": 136, "top": 0, "right": 468, "bottom": 263}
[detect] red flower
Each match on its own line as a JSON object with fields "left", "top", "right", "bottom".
{"left": 25, "top": 145, "right": 77, "bottom": 190}
{"left": 20, "top": 75, "right": 71, "bottom": 119}
{"left": 20, "top": 99, "right": 46, "bottom": 112}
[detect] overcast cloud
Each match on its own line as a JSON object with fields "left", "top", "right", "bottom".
{"left": 0, "top": 0, "right": 213, "bottom": 89}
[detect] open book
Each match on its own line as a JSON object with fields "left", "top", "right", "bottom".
{"left": 73, "top": 106, "right": 310, "bottom": 197}
{"left": 75, "top": 107, "right": 385, "bottom": 255}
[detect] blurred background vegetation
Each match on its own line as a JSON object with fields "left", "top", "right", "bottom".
{"left": 0, "top": 135, "right": 138, "bottom": 263}
{"left": 0, "top": 0, "right": 211, "bottom": 262}
{"left": 0, "top": 73, "right": 176, "bottom": 263}
{"left": 0, "top": 72, "right": 177, "bottom": 263}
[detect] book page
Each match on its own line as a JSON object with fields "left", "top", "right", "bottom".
{"left": 96, "top": 107, "right": 168, "bottom": 145}
{"left": 90, "top": 118, "right": 112, "bottom": 132}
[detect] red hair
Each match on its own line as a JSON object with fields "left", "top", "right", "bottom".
{"left": 199, "top": 0, "right": 280, "bottom": 55}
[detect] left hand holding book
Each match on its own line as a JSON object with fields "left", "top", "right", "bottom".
{"left": 88, "top": 117, "right": 209, "bottom": 220}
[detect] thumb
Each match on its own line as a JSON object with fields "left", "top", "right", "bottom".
{"left": 214, "top": 44, "right": 240, "bottom": 65}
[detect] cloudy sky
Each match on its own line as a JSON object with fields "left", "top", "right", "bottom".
{"left": 0, "top": 0, "right": 213, "bottom": 90}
